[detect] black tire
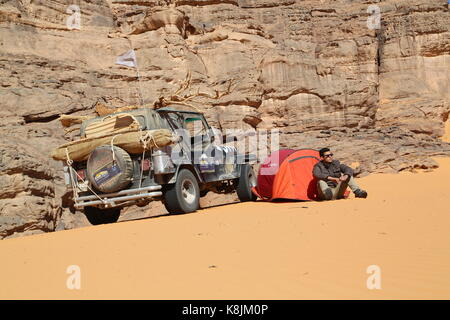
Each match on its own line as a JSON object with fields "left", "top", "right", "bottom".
{"left": 86, "top": 145, "right": 133, "bottom": 193}
{"left": 236, "top": 164, "right": 257, "bottom": 202}
{"left": 163, "top": 169, "right": 200, "bottom": 214}
{"left": 83, "top": 206, "right": 121, "bottom": 225}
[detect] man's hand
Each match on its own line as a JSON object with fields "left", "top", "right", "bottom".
{"left": 339, "top": 174, "right": 349, "bottom": 182}
{"left": 327, "top": 176, "right": 340, "bottom": 183}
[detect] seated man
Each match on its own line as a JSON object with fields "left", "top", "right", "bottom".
{"left": 313, "top": 147, "right": 368, "bottom": 200}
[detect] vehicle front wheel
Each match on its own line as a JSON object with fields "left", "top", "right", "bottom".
{"left": 83, "top": 206, "right": 121, "bottom": 225}
{"left": 163, "top": 169, "right": 200, "bottom": 214}
{"left": 236, "top": 164, "right": 257, "bottom": 202}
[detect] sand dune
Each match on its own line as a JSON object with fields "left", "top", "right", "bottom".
{"left": 1, "top": 155, "right": 450, "bottom": 299}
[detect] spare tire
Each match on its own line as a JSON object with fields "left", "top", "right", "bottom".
{"left": 86, "top": 145, "right": 133, "bottom": 193}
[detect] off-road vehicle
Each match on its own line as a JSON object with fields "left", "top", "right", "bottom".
{"left": 62, "top": 106, "right": 257, "bottom": 225}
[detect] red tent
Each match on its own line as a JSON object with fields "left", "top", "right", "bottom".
{"left": 271, "top": 149, "right": 321, "bottom": 201}
{"left": 253, "top": 148, "right": 340, "bottom": 201}
{"left": 255, "top": 149, "right": 296, "bottom": 200}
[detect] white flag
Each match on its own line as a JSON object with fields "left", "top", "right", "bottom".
{"left": 115, "top": 49, "right": 137, "bottom": 68}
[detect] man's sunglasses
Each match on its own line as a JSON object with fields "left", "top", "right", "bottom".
{"left": 323, "top": 153, "right": 333, "bottom": 158}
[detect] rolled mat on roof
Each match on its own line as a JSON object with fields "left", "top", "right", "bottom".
{"left": 51, "top": 128, "right": 178, "bottom": 162}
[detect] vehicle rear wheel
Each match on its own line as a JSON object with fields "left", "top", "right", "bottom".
{"left": 163, "top": 169, "right": 200, "bottom": 214}
{"left": 86, "top": 145, "right": 133, "bottom": 193}
{"left": 83, "top": 206, "right": 121, "bottom": 225}
{"left": 236, "top": 164, "right": 257, "bottom": 202}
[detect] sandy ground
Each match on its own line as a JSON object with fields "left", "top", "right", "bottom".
{"left": 0, "top": 151, "right": 449, "bottom": 300}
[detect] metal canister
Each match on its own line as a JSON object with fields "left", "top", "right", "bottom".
{"left": 152, "top": 149, "right": 175, "bottom": 174}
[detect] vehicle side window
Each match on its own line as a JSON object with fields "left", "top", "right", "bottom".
{"left": 185, "top": 117, "right": 206, "bottom": 137}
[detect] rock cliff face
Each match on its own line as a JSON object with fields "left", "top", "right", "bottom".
{"left": 0, "top": 0, "right": 449, "bottom": 238}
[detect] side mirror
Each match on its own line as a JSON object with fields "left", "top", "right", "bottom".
{"left": 222, "top": 135, "right": 238, "bottom": 143}
{"left": 209, "top": 127, "right": 239, "bottom": 144}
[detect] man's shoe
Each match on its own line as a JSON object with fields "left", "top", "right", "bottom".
{"left": 354, "top": 189, "right": 368, "bottom": 198}
{"left": 324, "top": 188, "right": 333, "bottom": 200}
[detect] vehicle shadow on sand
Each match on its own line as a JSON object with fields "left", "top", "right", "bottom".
{"left": 117, "top": 200, "right": 250, "bottom": 224}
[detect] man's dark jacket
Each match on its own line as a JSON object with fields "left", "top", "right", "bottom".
{"left": 313, "top": 160, "right": 354, "bottom": 188}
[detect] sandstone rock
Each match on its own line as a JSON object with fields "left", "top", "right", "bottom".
{"left": 0, "top": 0, "right": 449, "bottom": 238}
